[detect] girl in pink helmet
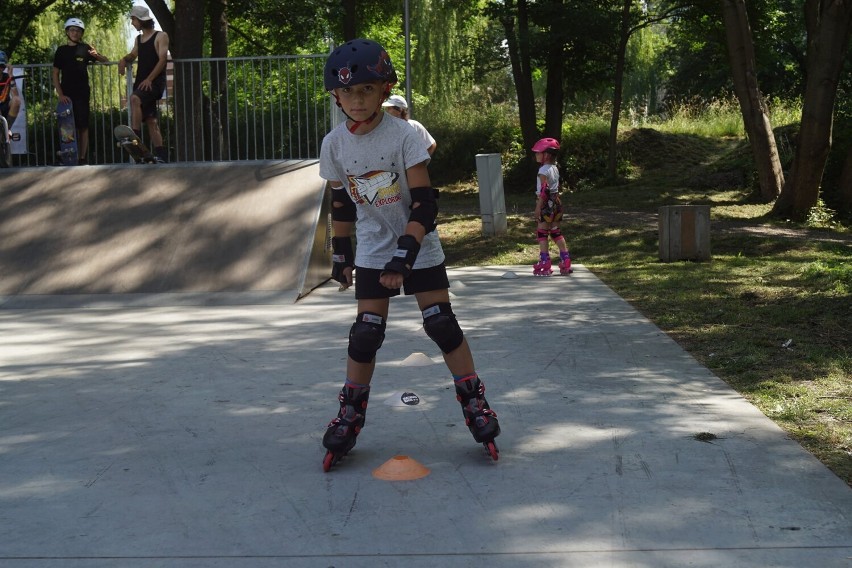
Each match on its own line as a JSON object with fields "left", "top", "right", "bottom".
{"left": 531, "top": 137, "right": 572, "bottom": 275}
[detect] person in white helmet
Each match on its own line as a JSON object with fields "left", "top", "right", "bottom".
{"left": 53, "top": 18, "right": 109, "bottom": 165}
{"left": 381, "top": 94, "right": 437, "bottom": 156}
{"left": 52, "top": 18, "right": 109, "bottom": 165}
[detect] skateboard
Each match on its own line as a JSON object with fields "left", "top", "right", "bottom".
{"left": 114, "top": 124, "right": 158, "bottom": 164}
{"left": 56, "top": 100, "right": 78, "bottom": 166}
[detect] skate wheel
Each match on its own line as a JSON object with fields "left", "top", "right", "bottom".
{"left": 322, "top": 451, "right": 335, "bottom": 472}
{"left": 485, "top": 441, "right": 499, "bottom": 461}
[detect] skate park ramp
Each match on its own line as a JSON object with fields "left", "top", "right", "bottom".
{"left": 0, "top": 161, "right": 331, "bottom": 303}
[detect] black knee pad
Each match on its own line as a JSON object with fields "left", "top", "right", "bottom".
{"left": 422, "top": 302, "right": 464, "bottom": 354}
{"left": 348, "top": 312, "right": 386, "bottom": 363}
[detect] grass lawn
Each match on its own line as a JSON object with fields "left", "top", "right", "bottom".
{"left": 437, "top": 128, "right": 852, "bottom": 486}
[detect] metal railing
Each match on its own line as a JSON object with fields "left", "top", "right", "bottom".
{"left": 8, "top": 54, "right": 332, "bottom": 167}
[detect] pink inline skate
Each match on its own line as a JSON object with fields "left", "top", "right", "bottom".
{"left": 533, "top": 254, "right": 553, "bottom": 276}
{"left": 559, "top": 252, "right": 573, "bottom": 275}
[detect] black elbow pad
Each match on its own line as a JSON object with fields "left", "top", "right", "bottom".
{"left": 331, "top": 186, "right": 356, "bottom": 222}
{"left": 408, "top": 186, "right": 439, "bottom": 233}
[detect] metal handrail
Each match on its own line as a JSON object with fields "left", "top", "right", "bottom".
{"left": 7, "top": 54, "right": 332, "bottom": 167}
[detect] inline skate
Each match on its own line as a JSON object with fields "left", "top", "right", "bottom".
{"left": 559, "top": 252, "right": 573, "bottom": 275}
{"left": 533, "top": 253, "right": 553, "bottom": 276}
{"left": 322, "top": 385, "right": 370, "bottom": 472}
{"left": 455, "top": 375, "right": 500, "bottom": 461}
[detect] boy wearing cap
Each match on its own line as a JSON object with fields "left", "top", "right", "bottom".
{"left": 381, "top": 94, "right": 437, "bottom": 156}
{"left": 118, "top": 5, "right": 169, "bottom": 163}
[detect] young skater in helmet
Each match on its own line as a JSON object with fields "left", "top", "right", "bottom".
{"left": 381, "top": 94, "right": 437, "bottom": 156}
{"left": 51, "top": 18, "right": 109, "bottom": 165}
{"left": 319, "top": 38, "right": 500, "bottom": 471}
{"left": 531, "top": 137, "right": 572, "bottom": 276}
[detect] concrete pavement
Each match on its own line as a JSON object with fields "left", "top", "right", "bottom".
{"left": 1, "top": 265, "right": 850, "bottom": 567}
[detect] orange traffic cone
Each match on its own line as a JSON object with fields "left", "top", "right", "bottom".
{"left": 372, "top": 455, "right": 430, "bottom": 481}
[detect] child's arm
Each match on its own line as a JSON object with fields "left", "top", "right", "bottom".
{"left": 534, "top": 174, "right": 548, "bottom": 219}
{"left": 330, "top": 180, "right": 356, "bottom": 289}
{"left": 380, "top": 162, "right": 433, "bottom": 290}
{"left": 51, "top": 66, "right": 69, "bottom": 104}
{"left": 117, "top": 41, "right": 139, "bottom": 77}
{"left": 88, "top": 44, "right": 109, "bottom": 64}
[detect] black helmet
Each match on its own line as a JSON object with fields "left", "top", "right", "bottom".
{"left": 324, "top": 39, "right": 397, "bottom": 91}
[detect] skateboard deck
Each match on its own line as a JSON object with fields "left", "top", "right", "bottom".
{"left": 114, "top": 124, "right": 157, "bottom": 164}
{"left": 56, "top": 100, "right": 78, "bottom": 166}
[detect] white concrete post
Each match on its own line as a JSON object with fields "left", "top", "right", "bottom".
{"left": 475, "top": 153, "right": 507, "bottom": 236}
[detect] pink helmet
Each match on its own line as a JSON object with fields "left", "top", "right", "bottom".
{"left": 532, "top": 137, "right": 560, "bottom": 153}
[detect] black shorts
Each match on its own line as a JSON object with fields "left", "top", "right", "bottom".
{"left": 132, "top": 81, "right": 165, "bottom": 119}
{"left": 67, "top": 91, "right": 90, "bottom": 129}
{"left": 355, "top": 263, "right": 450, "bottom": 299}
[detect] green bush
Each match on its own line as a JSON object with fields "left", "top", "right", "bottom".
{"left": 420, "top": 102, "right": 520, "bottom": 185}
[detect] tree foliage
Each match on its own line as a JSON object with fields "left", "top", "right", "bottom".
{"left": 5, "top": 0, "right": 852, "bottom": 217}
{"left": 1, "top": 0, "right": 131, "bottom": 62}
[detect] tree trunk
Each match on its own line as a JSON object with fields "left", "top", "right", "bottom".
{"left": 209, "top": 0, "right": 229, "bottom": 160}
{"left": 146, "top": 0, "right": 175, "bottom": 38}
{"left": 606, "top": 0, "right": 632, "bottom": 180}
{"left": 501, "top": 0, "right": 538, "bottom": 156}
{"left": 342, "top": 0, "right": 357, "bottom": 40}
{"left": 838, "top": 145, "right": 852, "bottom": 214}
{"left": 543, "top": 0, "right": 564, "bottom": 141}
{"left": 772, "top": 0, "right": 852, "bottom": 220}
{"left": 172, "top": 0, "right": 206, "bottom": 162}
{"left": 721, "top": 0, "right": 784, "bottom": 202}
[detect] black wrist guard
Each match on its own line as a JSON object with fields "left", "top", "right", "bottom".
{"left": 331, "top": 236, "right": 354, "bottom": 283}
{"left": 382, "top": 234, "right": 420, "bottom": 279}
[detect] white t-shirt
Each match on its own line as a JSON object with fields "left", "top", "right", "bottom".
{"left": 407, "top": 119, "right": 435, "bottom": 151}
{"left": 320, "top": 114, "right": 444, "bottom": 270}
{"left": 536, "top": 163, "right": 560, "bottom": 198}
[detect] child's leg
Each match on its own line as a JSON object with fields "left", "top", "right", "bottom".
{"left": 550, "top": 226, "right": 572, "bottom": 273}
{"left": 415, "top": 289, "right": 473, "bottom": 375}
{"left": 345, "top": 297, "right": 390, "bottom": 386}
{"left": 533, "top": 222, "right": 553, "bottom": 275}
{"left": 550, "top": 225, "right": 569, "bottom": 254}
{"left": 415, "top": 289, "right": 500, "bottom": 446}
{"left": 323, "top": 296, "right": 389, "bottom": 458}
{"left": 537, "top": 221, "right": 550, "bottom": 255}
{"left": 78, "top": 128, "right": 89, "bottom": 162}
